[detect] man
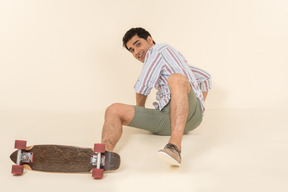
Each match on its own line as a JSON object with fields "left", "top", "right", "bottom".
{"left": 101, "top": 27, "right": 211, "bottom": 166}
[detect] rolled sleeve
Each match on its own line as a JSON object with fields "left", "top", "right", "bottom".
{"left": 190, "top": 66, "right": 212, "bottom": 92}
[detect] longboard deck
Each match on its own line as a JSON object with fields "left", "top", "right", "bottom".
{"left": 10, "top": 145, "right": 120, "bottom": 173}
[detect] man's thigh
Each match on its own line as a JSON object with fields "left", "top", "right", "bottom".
{"left": 128, "top": 89, "right": 203, "bottom": 136}
{"left": 128, "top": 106, "right": 171, "bottom": 135}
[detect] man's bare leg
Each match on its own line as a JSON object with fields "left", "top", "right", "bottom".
{"left": 168, "top": 73, "right": 191, "bottom": 151}
{"left": 101, "top": 103, "right": 135, "bottom": 151}
{"left": 157, "top": 73, "right": 191, "bottom": 166}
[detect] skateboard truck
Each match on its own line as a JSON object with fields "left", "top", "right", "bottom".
{"left": 12, "top": 140, "right": 33, "bottom": 175}
{"left": 90, "top": 155, "right": 105, "bottom": 166}
{"left": 91, "top": 143, "right": 106, "bottom": 179}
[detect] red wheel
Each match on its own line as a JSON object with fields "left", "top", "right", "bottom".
{"left": 94, "top": 143, "right": 105, "bottom": 153}
{"left": 12, "top": 165, "right": 24, "bottom": 175}
{"left": 92, "top": 168, "right": 104, "bottom": 179}
{"left": 14, "top": 140, "right": 27, "bottom": 150}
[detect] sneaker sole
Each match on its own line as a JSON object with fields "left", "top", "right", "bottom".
{"left": 157, "top": 151, "right": 181, "bottom": 167}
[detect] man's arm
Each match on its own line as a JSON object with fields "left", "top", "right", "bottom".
{"left": 136, "top": 93, "right": 148, "bottom": 107}
{"left": 202, "top": 91, "right": 208, "bottom": 101}
{"left": 190, "top": 66, "right": 212, "bottom": 93}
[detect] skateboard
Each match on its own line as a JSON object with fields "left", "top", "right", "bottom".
{"left": 10, "top": 140, "right": 120, "bottom": 179}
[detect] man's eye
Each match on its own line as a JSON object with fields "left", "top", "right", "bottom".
{"left": 136, "top": 43, "right": 141, "bottom": 47}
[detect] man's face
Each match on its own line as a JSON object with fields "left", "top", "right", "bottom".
{"left": 126, "top": 35, "right": 154, "bottom": 63}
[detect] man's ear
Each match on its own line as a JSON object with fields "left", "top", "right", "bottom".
{"left": 147, "top": 36, "right": 154, "bottom": 44}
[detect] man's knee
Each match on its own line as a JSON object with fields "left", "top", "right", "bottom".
{"left": 105, "top": 103, "right": 122, "bottom": 117}
{"left": 105, "top": 103, "right": 135, "bottom": 125}
{"left": 168, "top": 73, "right": 190, "bottom": 92}
{"left": 168, "top": 73, "right": 188, "bottom": 84}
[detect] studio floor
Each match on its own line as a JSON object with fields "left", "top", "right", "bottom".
{"left": 1, "top": 108, "right": 287, "bottom": 192}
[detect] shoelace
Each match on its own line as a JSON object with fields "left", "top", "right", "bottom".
{"left": 165, "top": 143, "right": 181, "bottom": 154}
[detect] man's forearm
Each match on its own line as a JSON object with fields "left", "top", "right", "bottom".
{"left": 202, "top": 91, "right": 208, "bottom": 101}
{"left": 136, "top": 93, "right": 147, "bottom": 107}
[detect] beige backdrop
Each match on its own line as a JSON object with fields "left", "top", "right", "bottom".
{"left": 1, "top": 0, "right": 287, "bottom": 112}
{"left": 1, "top": 1, "right": 288, "bottom": 192}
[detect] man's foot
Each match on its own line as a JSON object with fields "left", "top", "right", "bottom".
{"left": 157, "top": 143, "right": 181, "bottom": 166}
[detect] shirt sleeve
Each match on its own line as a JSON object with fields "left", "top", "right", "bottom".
{"left": 134, "top": 51, "right": 163, "bottom": 95}
{"left": 189, "top": 66, "right": 212, "bottom": 92}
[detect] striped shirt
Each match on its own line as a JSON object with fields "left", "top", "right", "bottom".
{"left": 134, "top": 44, "right": 211, "bottom": 114}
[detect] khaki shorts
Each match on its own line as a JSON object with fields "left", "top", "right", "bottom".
{"left": 128, "top": 89, "right": 203, "bottom": 136}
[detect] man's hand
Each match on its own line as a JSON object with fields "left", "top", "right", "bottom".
{"left": 136, "top": 93, "right": 147, "bottom": 107}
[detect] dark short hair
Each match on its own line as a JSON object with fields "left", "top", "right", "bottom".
{"left": 122, "top": 27, "right": 156, "bottom": 50}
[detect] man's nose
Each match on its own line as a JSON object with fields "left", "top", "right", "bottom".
{"left": 134, "top": 47, "right": 140, "bottom": 56}
{"left": 135, "top": 47, "right": 140, "bottom": 53}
